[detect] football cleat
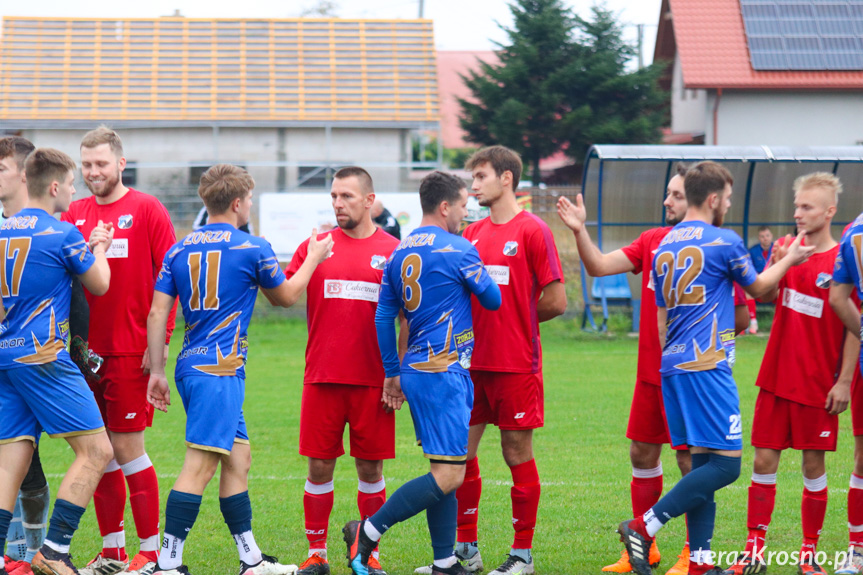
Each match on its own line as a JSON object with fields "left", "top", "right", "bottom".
{"left": 152, "top": 567, "right": 192, "bottom": 575}
{"left": 367, "top": 556, "right": 386, "bottom": 575}
{"left": 487, "top": 554, "right": 534, "bottom": 575}
{"left": 617, "top": 520, "right": 654, "bottom": 575}
{"left": 432, "top": 563, "right": 470, "bottom": 575}
{"left": 238, "top": 553, "right": 296, "bottom": 575}
{"left": 343, "top": 520, "right": 375, "bottom": 575}
{"left": 78, "top": 554, "right": 127, "bottom": 575}
{"left": 127, "top": 553, "right": 158, "bottom": 575}
{"left": 663, "top": 544, "right": 689, "bottom": 575}
{"left": 415, "top": 542, "right": 483, "bottom": 574}
{"left": 720, "top": 552, "right": 767, "bottom": 575}
{"left": 836, "top": 547, "right": 863, "bottom": 575}
{"left": 31, "top": 548, "right": 79, "bottom": 575}
{"left": 297, "top": 552, "right": 329, "bottom": 575}
{"left": 798, "top": 557, "right": 827, "bottom": 575}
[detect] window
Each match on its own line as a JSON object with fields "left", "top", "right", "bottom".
{"left": 297, "top": 165, "right": 328, "bottom": 188}
{"left": 122, "top": 165, "right": 137, "bottom": 187}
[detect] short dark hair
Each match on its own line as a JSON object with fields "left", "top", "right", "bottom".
{"left": 465, "top": 145, "right": 522, "bottom": 187}
{"left": 333, "top": 166, "right": 374, "bottom": 195}
{"left": 419, "top": 171, "right": 466, "bottom": 214}
{"left": 25, "top": 148, "right": 77, "bottom": 199}
{"left": 675, "top": 162, "right": 688, "bottom": 177}
{"left": 757, "top": 225, "right": 771, "bottom": 233}
{"left": 198, "top": 164, "right": 255, "bottom": 214}
{"left": 0, "top": 137, "right": 35, "bottom": 171}
{"left": 684, "top": 161, "right": 734, "bottom": 208}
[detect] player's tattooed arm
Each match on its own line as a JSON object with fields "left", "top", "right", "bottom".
{"left": 557, "top": 194, "right": 635, "bottom": 277}
{"left": 826, "top": 330, "right": 857, "bottom": 415}
{"left": 146, "top": 291, "right": 175, "bottom": 412}
{"left": 829, "top": 281, "right": 861, "bottom": 335}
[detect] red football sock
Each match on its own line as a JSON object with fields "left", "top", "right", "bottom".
{"left": 629, "top": 516, "right": 653, "bottom": 541}
{"left": 304, "top": 480, "right": 334, "bottom": 549}
{"left": 357, "top": 477, "right": 386, "bottom": 519}
{"left": 746, "top": 481, "right": 775, "bottom": 555}
{"left": 631, "top": 467, "right": 663, "bottom": 517}
{"left": 849, "top": 478, "right": 863, "bottom": 547}
{"left": 689, "top": 561, "right": 717, "bottom": 575}
{"left": 123, "top": 455, "right": 160, "bottom": 551}
{"left": 801, "top": 487, "right": 828, "bottom": 560}
{"left": 457, "top": 457, "right": 482, "bottom": 543}
{"left": 94, "top": 465, "right": 128, "bottom": 561}
{"left": 510, "top": 459, "right": 540, "bottom": 549}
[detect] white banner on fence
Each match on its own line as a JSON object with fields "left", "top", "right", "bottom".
{"left": 259, "top": 192, "right": 424, "bottom": 260}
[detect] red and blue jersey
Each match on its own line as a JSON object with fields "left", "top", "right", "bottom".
{"left": 652, "top": 221, "right": 757, "bottom": 377}
{"left": 0, "top": 208, "right": 96, "bottom": 368}
{"left": 155, "top": 223, "right": 285, "bottom": 380}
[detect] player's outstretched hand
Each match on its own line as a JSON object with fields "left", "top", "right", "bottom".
{"left": 307, "top": 228, "right": 334, "bottom": 263}
{"left": 89, "top": 220, "right": 115, "bottom": 252}
{"left": 783, "top": 230, "right": 815, "bottom": 266}
{"left": 147, "top": 373, "right": 171, "bottom": 413}
{"left": 556, "top": 195, "right": 587, "bottom": 234}
{"left": 826, "top": 380, "right": 851, "bottom": 415}
{"left": 381, "top": 376, "right": 405, "bottom": 412}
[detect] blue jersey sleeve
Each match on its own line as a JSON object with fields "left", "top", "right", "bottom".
{"left": 255, "top": 242, "right": 286, "bottom": 290}
{"left": 154, "top": 245, "right": 180, "bottom": 298}
{"left": 375, "top": 263, "right": 402, "bottom": 377}
{"left": 834, "top": 235, "right": 856, "bottom": 285}
{"left": 61, "top": 227, "right": 96, "bottom": 276}
{"left": 728, "top": 237, "right": 757, "bottom": 287}
{"left": 459, "top": 246, "right": 495, "bottom": 296}
{"left": 652, "top": 267, "right": 667, "bottom": 308}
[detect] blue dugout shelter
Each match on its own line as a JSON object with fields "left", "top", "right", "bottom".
{"left": 580, "top": 145, "right": 863, "bottom": 331}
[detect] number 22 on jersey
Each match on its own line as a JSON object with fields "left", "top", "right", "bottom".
{"left": 654, "top": 246, "right": 705, "bottom": 308}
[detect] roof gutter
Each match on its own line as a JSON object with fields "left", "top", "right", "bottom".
{"left": 712, "top": 88, "right": 722, "bottom": 145}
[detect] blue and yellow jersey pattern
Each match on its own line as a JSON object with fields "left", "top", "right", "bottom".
{"left": 155, "top": 223, "right": 285, "bottom": 379}
{"left": 0, "top": 208, "right": 96, "bottom": 369}
{"left": 834, "top": 214, "right": 863, "bottom": 299}
{"left": 651, "top": 221, "right": 757, "bottom": 376}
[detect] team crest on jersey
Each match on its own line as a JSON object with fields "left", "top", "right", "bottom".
{"left": 503, "top": 241, "right": 518, "bottom": 256}
{"left": 118, "top": 214, "right": 133, "bottom": 229}
{"left": 370, "top": 255, "right": 387, "bottom": 270}
{"left": 816, "top": 272, "right": 832, "bottom": 289}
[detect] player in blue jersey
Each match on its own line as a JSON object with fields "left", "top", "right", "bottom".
{"left": 0, "top": 148, "right": 115, "bottom": 575}
{"left": 614, "top": 161, "right": 814, "bottom": 575}
{"left": 343, "top": 171, "right": 501, "bottom": 575}
{"left": 145, "top": 164, "right": 333, "bottom": 575}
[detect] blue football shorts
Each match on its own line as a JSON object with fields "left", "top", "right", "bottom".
{"left": 661, "top": 370, "right": 742, "bottom": 451}
{"left": 0, "top": 357, "right": 104, "bottom": 445}
{"left": 176, "top": 375, "right": 249, "bottom": 455}
{"left": 401, "top": 371, "right": 473, "bottom": 461}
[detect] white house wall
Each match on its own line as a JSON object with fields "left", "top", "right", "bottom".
{"left": 670, "top": 54, "right": 708, "bottom": 135}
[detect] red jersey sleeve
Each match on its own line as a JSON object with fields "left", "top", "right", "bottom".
{"left": 621, "top": 232, "right": 648, "bottom": 274}
{"left": 285, "top": 239, "right": 310, "bottom": 280}
{"left": 147, "top": 200, "right": 178, "bottom": 343}
{"left": 526, "top": 217, "right": 564, "bottom": 288}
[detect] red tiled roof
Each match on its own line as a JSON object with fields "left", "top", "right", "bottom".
{"left": 667, "top": 0, "right": 863, "bottom": 90}
{"left": 436, "top": 50, "right": 498, "bottom": 148}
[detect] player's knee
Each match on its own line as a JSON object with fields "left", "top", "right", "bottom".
{"left": 87, "top": 434, "right": 115, "bottom": 469}
{"left": 630, "top": 441, "right": 661, "bottom": 468}
{"left": 355, "top": 458, "right": 383, "bottom": 483}
{"left": 710, "top": 453, "right": 741, "bottom": 488}
{"left": 675, "top": 449, "right": 692, "bottom": 475}
{"left": 308, "top": 457, "right": 337, "bottom": 483}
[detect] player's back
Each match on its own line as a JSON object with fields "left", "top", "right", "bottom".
{"left": 157, "top": 224, "right": 281, "bottom": 379}
{"left": 652, "top": 221, "right": 756, "bottom": 376}
{"left": 383, "top": 226, "right": 489, "bottom": 376}
{"left": 0, "top": 208, "right": 94, "bottom": 368}
{"left": 836, "top": 213, "right": 863, "bottom": 299}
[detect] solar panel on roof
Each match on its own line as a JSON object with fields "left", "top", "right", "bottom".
{"left": 741, "top": 0, "right": 863, "bottom": 70}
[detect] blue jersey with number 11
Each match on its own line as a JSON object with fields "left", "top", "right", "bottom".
{"left": 155, "top": 223, "right": 285, "bottom": 380}
{"left": 652, "top": 221, "right": 757, "bottom": 376}
{"left": 379, "top": 226, "right": 495, "bottom": 376}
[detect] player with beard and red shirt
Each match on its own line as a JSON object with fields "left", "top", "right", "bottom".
{"left": 284, "top": 167, "right": 401, "bottom": 575}
{"left": 723, "top": 173, "right": 859, "bottom": 575}
{"left": 432, "top": 146, "right": 566, "bottom": 575}
{"left": 61, "top": 127, "right": 176, "bottom": 575}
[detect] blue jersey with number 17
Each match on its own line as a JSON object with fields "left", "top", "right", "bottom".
{"left": 379, "top": 225, "right": 495, "bottom": 376}
{"left": 651, "top": 221, "right": 757, "bottom": 376}
{"left": 155, "top": 223, "right": 285, "bottom": 380}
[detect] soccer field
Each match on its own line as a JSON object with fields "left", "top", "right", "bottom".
{"left": 39, "top": 317, "right": 856, "bottom": 574}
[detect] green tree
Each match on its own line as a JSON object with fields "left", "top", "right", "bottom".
{"left": 459, "top": 1, "right": 666, "bottom": 183}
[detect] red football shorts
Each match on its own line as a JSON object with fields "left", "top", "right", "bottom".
{"left": 88, "top": 355, "right": 154, "bottom": 433}
{"left": 751, "top": 389, "right": 838, "bottom": 451}
{"left": 626, "top": 378, "right": 686, "bottom": 450}
{"left": 469, "top": 370, "right": 543, "bottom": 430}
{"left": 299, "top": 383, "right": 395, "bottom": 460}
{"left": 853, "top": 367, "right": 863, "bottom": 437}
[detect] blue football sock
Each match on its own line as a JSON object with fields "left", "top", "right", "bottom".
{"left": 0, "top": 508, "right": 13, "bottom": 560}
{"left": 369, "top": 473, "right": 444, "bottom": 536}
{"left": 511, "top": 548, "right": 532, "bottom": 563}
{"left": 219, "top": 491, "right": 253, "bottom": 535}
{"left": 45, "top": 499, "right": 85, "bottom": 553}
{"left": 164, "top": 490, "right": 203, "bottom": 539}
{"left": 425, "top": 490, "right": 457, "bottom": 560}
{"left": 651, "top": 453, "right": 739, "bottom": 524}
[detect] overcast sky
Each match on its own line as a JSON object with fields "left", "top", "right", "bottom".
{"left": 1, "top": 0, "right": 663, "bottom": 63}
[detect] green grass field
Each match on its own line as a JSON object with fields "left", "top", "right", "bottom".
{"left": 38, "top": 318, "right": 858, "bottom": 574}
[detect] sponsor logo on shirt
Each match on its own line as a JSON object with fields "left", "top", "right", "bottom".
{"left": 503, "top": 241, "right": 518, "bottom": 256}
{"left": 118, "top": 214, "right": 133, "bottom": 229}
{"left": 782, "top": 287, "right": 824, "bottom": 318}
{"left": 75, "top": 219, "right": 86, "bottom": 226}
{"left": 815, "top": 272, "right": 832, "bottom": 289}
{"left": 370, "top": 255, "right": 387, "bottom": 270}
{"left": 323, "top": 279, "right": 381, "bottom": 302}
{"left": 820, "top": 431, "right": 831, "bottom": 438}
{"left": 485, "top": 265, "right": 510, "bottom": 286}
{"left": 454, "top": 327, "right": 474, "bottom": 369}
{"left": 105, "top": 238, "right": 129, "bottom": 259}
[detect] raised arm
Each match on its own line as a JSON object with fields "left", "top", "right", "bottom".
{"left": 557, "top": 194, "right": 636, "bottom": 277}
{"left": 263, "top": 229, "right": 333, "bottom": 307}
{"left": 79, "top": 220, "right": 113, "bottom": 296}
{"left": 743, "top": 232, "right": 814, "bottom": 300}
